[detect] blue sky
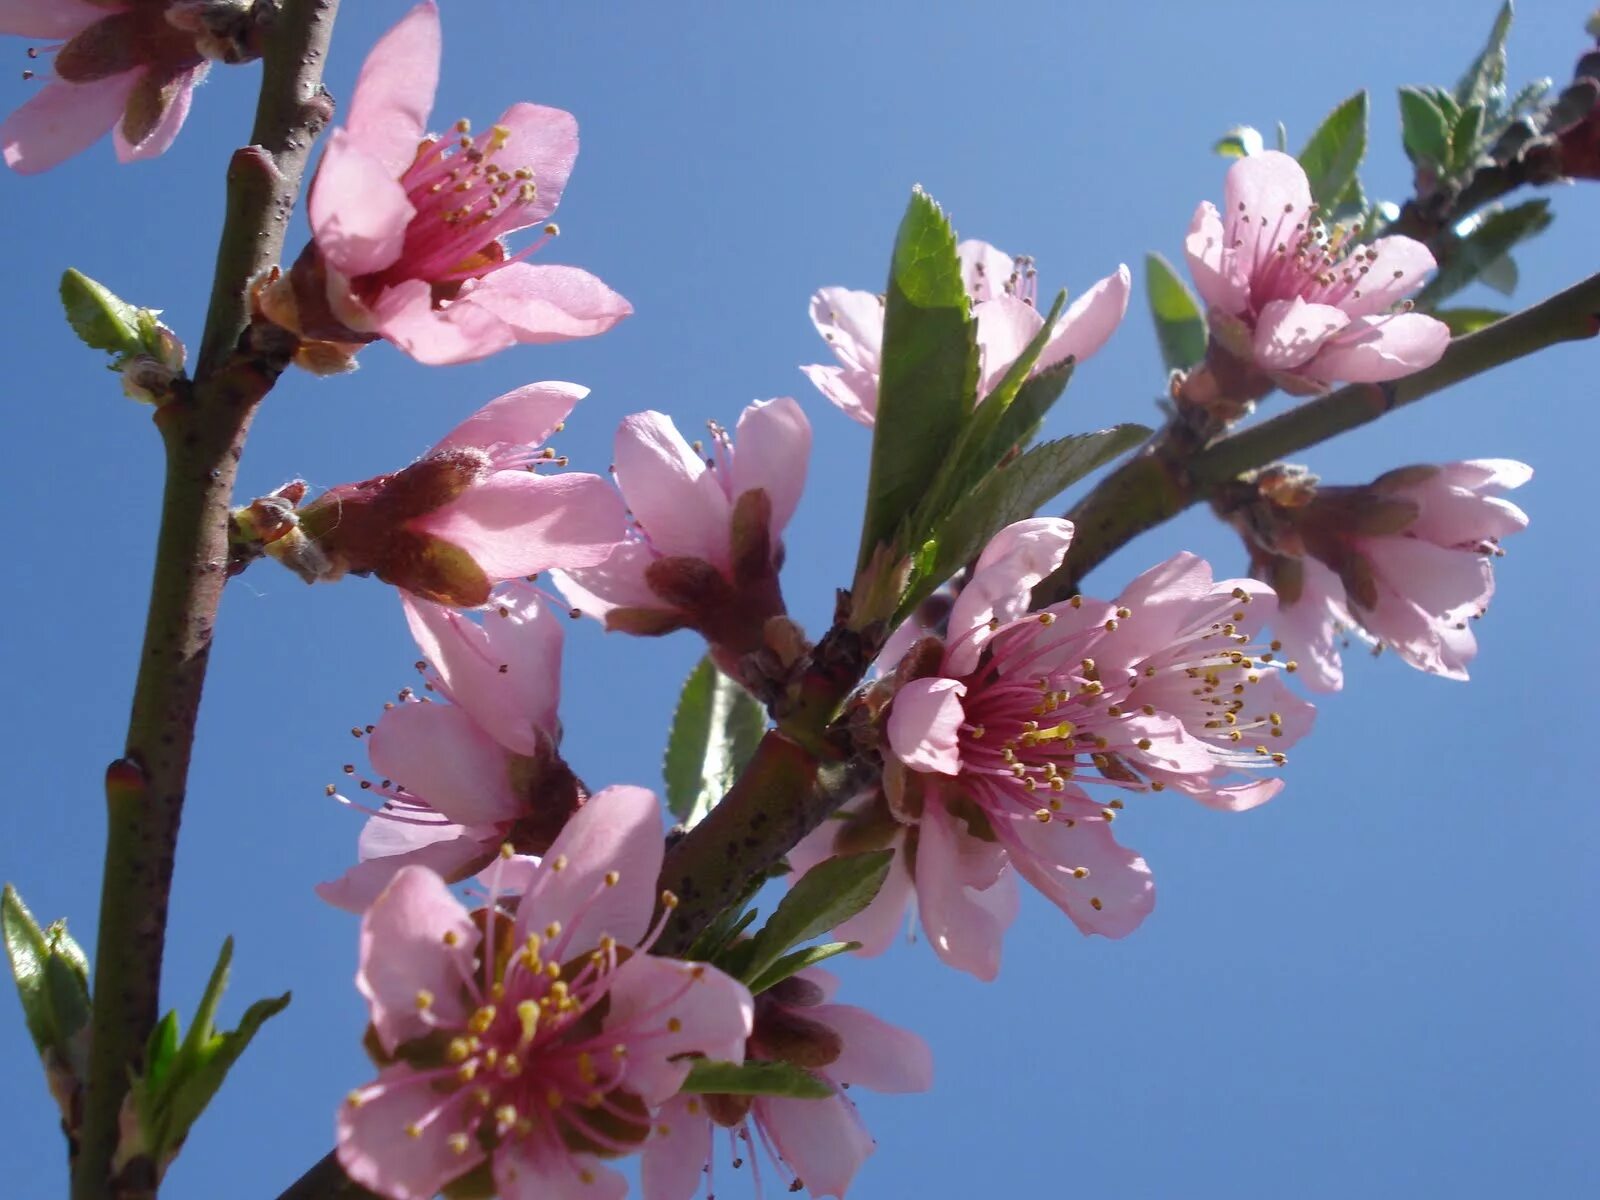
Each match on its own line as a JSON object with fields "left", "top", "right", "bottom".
{"left": 2, "top": 2, "right": 1596, "bottom": 1198}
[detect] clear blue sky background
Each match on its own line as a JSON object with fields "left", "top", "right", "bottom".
{"left": 2, "top": 3, "right": 1596, "bottom": 1198}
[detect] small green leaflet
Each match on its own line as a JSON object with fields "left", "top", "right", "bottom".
{"left": 744, "top": 941, "right": 860, "bottom": 997}
{"left": 663, "top": 656, "right": 767, "bottom": 830}
{"left": 2, "top": 885, "right": 91, "bottom": 1070}
{"left": 1144, "top": 253, "right": 1206, "bottom": 374}
{"left": 738, "top": 852, "right": 892, "bottom": 988}
{"left": 679, "top": 1059, "right": 833, "bottom": 1100}
{"left": 1296, "top": 91, "right": 1367, "bottom": 210}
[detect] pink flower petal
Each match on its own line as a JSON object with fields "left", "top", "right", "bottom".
{"left": 1184, "top": 200, "right": 1249, "bottom": 314}
{"left": 518, "top": 785, "right": 664, "bottom": 952}
{"left": 974, "top": 294, "right": 1044, "bottom": 397}
{"left": 784, "top": 810, "right": 914, "bottom": 958}
{"left": 886, "top": 677, "right": 967, "bottom": 775}
{"left": 641, "top": 1096, "right": 712, "bottom": 1200}
{"left": 1364, "top": 535, "right": 1494, "bottom": 619}
{"left": 460, "top": 262, "right": 633, "bottom": 344}
{"left": 309, "top": 132, "right": 418, "bottom": 277}
{"left": 367, "top": 701, "right": 521, "bottom": 826}
{"left": 494, "top": 1139, "right": 627, "bottom": 1200}
{"left": 415, "top": 471, "right": 627, "bottom": 580}
{"left": 0, "top": 0, "right": 103, "bottom": 38}
{"left": 728, "top": 396, "right": 811, "bottom": 539}
{"left": 371, "top": 278, "right": 518, "bottom": 365}
{"left": 614, "top": 411, "right": 733, "bottom": 564}
{"left": 316, "top": 822, "right": 487, "bottom": 914}
{"left": 1222, "top": 150, "right": 1314, "bottom": 276}
{"left": 913, "top": 799, "right": 1014, "bottom": 981}
{"left": 401, "top": 588, "right": 562, "bottom": 755}
{"left": 1433, "top": 459, "right": 1534, "bottom": 492}
{"left": 812, "top": 1004, "right": 933, "bottom": 1092}
{"left": 757, "top": 1092, "right": 875, "bottom": 1199}
{"left": 550, "top": 539, "right": 664, "bottom": 619}
{"left": 603, "top": 955, "right": 753, "bottom": 1103}
{"left": 1002, "top": 811, "right": 1155, "bottom": 938}
{"left": 1253, "top": 297, "right": 1351, "bottom": 372}
{"left": 339, "top": 1065, "right": 486, "bottom": 1200}
{"left": 799, "top": 362, "right": 878, "bottom": 426}
{"left": 808, "top": 286, "right": 884, "bottom": 375}
{"left": 357, "top": 866, "right": 479, "bottom": 1053}
{"left": 1335, "top": 236, "right": 1438, "bottom": 317}
{"left": 343, "top": 0, "right": 440, "bottom": 177}
{"left": 1035, "top": 263, "right": 1132, "bottom": 373}
{"left": 1, "top": 72, "right": 133, "bottom": 174}
{"left": 113, "top": 63, "right": 204, "bottom": 162}
{"left": 493, "top": 102, "right": 579, "bottom": 226}
{"left": 429, "top": 381, "right": 587, "bottom": 459}
{"left": 1271, "top": 557, "right": 1349, "bottom": 693}
{"left": 946, "top": 517, "right": 1075, "bottom": 674}
{"left": 957, "top": 239, "right": 1016, "bottom": 302}
{"left": 1308, "top": 311, "right": 1450, "bottom": 383}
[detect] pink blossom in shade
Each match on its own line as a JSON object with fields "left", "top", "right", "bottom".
{"left": 642, "top": 969, "right": 933, "bottom": 1200}
{"left": 552, "top": 398, "right": 810, "bottom": 660}
{"left": 338, "top": 787, "right": 755, "bottom": 1200}
{"left": 1261, "top": 459, "right": 1533, "bottom": 692}
{"left": 801, "top": 240, "right": 1130, "bottom": 426}
{"left": 1183, "top": 150, "right": 1450, "bottom": 390}
{"left": 316, "top": 583, "right": 580, "bottom": 913}
{"left": 297, "top": 1, "right": 630, "bottom": 365}
{"left": 269, "top": 382, "right": 627, "bottom": 608}
{"left": 0, "top": 1, "right": 211, "bottom": 173}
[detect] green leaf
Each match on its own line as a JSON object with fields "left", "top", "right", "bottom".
{"left": 3, "top": 887, "right": 90, "bottom": 1069}
{"left": 1451, "top": 103, "right": 1485, "bottom": 172}
{"left": 741, "top": 852, "right": 892, "bottom": 986}
{"left": 1416, "top": 198, "right": 1552, "bottom": 307}
{"left": 1212, "top": 125, "right": 1263, "bottom": 158}
{"left": 1455, "top": 1, "right": 1513, "bottom": 110}
{"left": 125, "top": 938, "right": 290, "bottom": 1174}
{"left": 1398, "top": 87, "right": 1452, "bottom": 167}
{"left": 897, "top": 425, "right": 1149, "bottom": 626}
{"left": 59, "top": 269, "right": 145, "bottom": 357}
{"left": 3, "top": 886, "right": 55, "bottom": 1055}
{"left": 679, "top": 1059, "right": 834, "bottom": 1100}
{"left": 1296, "top": 91, "right": 1368, "bottom": 209}
{"left": 856, "top": 188, "right": 979, "bottom": 575}
{"left": 663, "top": 656, "right": 767, "bottom": 831}
{"left": 1144, "top": 253, "right": 1207, "bottom": 373}
{"left": 1433, "top": 306, "right": 1509, "bottom": 336}
{"left": 744, "top": 942, "right": 861, "bottom": 997}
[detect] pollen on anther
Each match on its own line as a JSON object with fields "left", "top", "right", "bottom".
{"left": 604, "top": 870, "right": 621, "bottom": 887}
{"left": 667, "top": 1017, "right": 684, "bottom": 1033}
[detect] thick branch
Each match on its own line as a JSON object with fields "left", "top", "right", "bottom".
{"left": 1034, "top": 269, "right": 1600, "bottom": 607}
{"left": 74, "top": 5, "right": 340, "bottom": 1198}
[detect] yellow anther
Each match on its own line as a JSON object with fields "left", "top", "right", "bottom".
{"left": 662, "top": 890, "right": 680, "bottom": 909}
{"left": 405, "top": 1123, "right": 424, "bottom": 1139}
{"left": 495, "top": 1104, "right": 518, "bottom": 1127}
{"left": 1116, "top": 607, "right": 1131, "bottom": 619}
{"left": 578, "top": 1051, "right": 599, "bottom": 1085}
{"left": 546, "top": 1086, "right": 565, "bottom": 1109}
{"left": 1033, "top": 808, "right": 1053, "bottom": 823}
{"left": 443, "top": 929, "right": 461, "bottom": 946}
{"left": 1072, "top": 867, "right": 1090, "bottom": 879}
{"left": 604, "top": 870, "right": 621, "bottom": 887}
{"left": 457, "top": 1061, "right": 478, "bottom": 1083}
{"left": 550, "top": 855, "right": 569, "bottom": 872}
{"left": 1090, "top": 897, "right": 1104, "bottom": 911}
{"left": 500, "top": 1054, "right": 522, "bottom": 1078}
{"left": 499, "top": 842, "right": 515, "bottom": 859}
{"left": 447, "top": 1038, "right": 472, "bottom": 1064}
{"left": 448, "top": 1133, "right": 472, "bottom": 1156}
{"left": 545, "top": 961, "right": 562, "bottom": 978}
{"left": 487, "top": 123, "right": 512, "bottom": 150}
{"left": 468, "top": 1005, "right": 497, "bottom": 1034}
{"left": 667, "top": 1017, "right": 684, "bottom": 1033}
{"left": 1136, "top": 738, "right": 1153, "bottom": 750}
{"left": 517, "top": 999, "right": 540, "bottom": 1045}
{"left": 346, "top": 1090, "right": 365, "bottom": 1109}
{"left": 1103, "top": 619, "right": 1118, "bottom": 632}
{"left": 1039, "top": 611, "right": 1056, "bottom": 625}
{"left": 415, "top": 989, "right": 435, "bottom": 1011}
{"left": 1100, "top": 808, "right": 1117, "bottom": 822}
{"left": 544, "top": 921, "right": 562, "bottom": 939}
{"left": 1228, "top": 730, "right": 1242, "bottom": 742}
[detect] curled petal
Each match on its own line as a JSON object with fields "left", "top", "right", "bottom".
{"left": 429, "top": 381, "right": 587, "bottom": 460}
{"left": 1184, "top": 200, "right": 1249, "bottom": 313}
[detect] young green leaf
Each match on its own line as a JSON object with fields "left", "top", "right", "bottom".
{"left": 898, "top": 424, "right": 1150, "bottom": 626}
{"left": 2, "top": 886, "right": 91, "bottom": 1071}
{"left": 663, "top": 656, "right": 768, "bottom": 831}
{"left": 856, "top": 187, "right": 979, "bottom": 575}
{"left": 1455, "top": 1, "right": 1513, "bottom": 110}
{"left": 744, "top": 942, "right": 861, "bottom": 997}
{"left": 1416, "top": 198, "right": 1552, "bottom": 307}
{"left": 1296, "top": 90, "right": 1368, "bottom": 209}
{"left": 59, "top": 269, "right": 146, "bottom": 357}
{"left": 1212, "top": 125, "right": 1263, "bottom": 158}
{"left": 3, "top": 886, "right": 55, "bottom": 1055}
{"left": 1398, "top": 87, "right": 1452, "bottom": 168}
{"left": 1433, "top": 307, "right": 1509, "bottom": 335}
{"left": 1451, "top": 103, "right": 1486, "bottom": 172}
{"left": 1144, "top": 253, "right": 1207, "bottom": 374}
{"left": 741, "top": 852, "right": 892, "bottom": 986}
{"left": 678, "top": 1059, "right": 834, "bottom": 1100}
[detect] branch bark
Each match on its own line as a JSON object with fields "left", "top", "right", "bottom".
{"left": 74, "top": 4, "right": 340, "bottom": 1197}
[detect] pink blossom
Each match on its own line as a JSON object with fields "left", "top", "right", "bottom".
{"left": 317, "top": 584, "right": 584, "bottom": 912}
{"left": 802, "top": 240, "right": 1130, "bottom": 425}
{"left": 243, "top": 381, "right": 626, "bottom": 607}
{"left": 796, "top": 520, "right": 1314, "bottom": 978}
{"left": 338, "top": 787, "right": 755, "bottom": 1200}
{"left": 279, "top": 1, "right": 630, "bottom": 365}
{"left": 0, "top": 1, "right": 213, "bottom": 173}
{"left": 643, "top": 969, "right": 932, "bottom": 1200}
{"left": 1184, "top": 150, "right": 1450, "bottom": 391}
{"left": 553, "top": 397, "right": 810, "bottom": 668}
{"left": 1249, "top": 459, "right": 1532, "bottom": 691}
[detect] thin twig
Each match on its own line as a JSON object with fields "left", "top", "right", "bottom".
{"left": 74, "top": 4, "right": 340, "bottom": 1197}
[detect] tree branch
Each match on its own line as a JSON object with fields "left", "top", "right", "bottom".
{"left": 1033, "top": 269, "right": 1600, "bottom": 607}
{"left": 74, "top": 4, "right": 340, "bottom": 1198}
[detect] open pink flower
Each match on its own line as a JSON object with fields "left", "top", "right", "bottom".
{"left": 796, "top": 520, "right": 1313, "bottom": 978}
{"left": 802, "top": 240, "right": 1130, "bottom": 425}
{"left": 1184, "top": 150, "right": 1450, "bottom": 391}
{"left": 644, "top": 969, "right": 932, "bottom": 1200}
{"left": 243, "top": 381, "right": 626, "bottom": 607}
{"left": 338, "top": 787, "right": 755, "bottom": 1200}
{"left": 553, "top": 397, "right": 810, "bottom": 670}
{"left": 317, "top": 584, "right": 584, "bottom": 912}
{"left": 1, "top": 1, "right": 214, "bottom": 173}
{"left": 279, "top": 1, "right": 630, "bottom": 365}
{"left": 1247, "top": 459, "right": 1532, "bottom": 690}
